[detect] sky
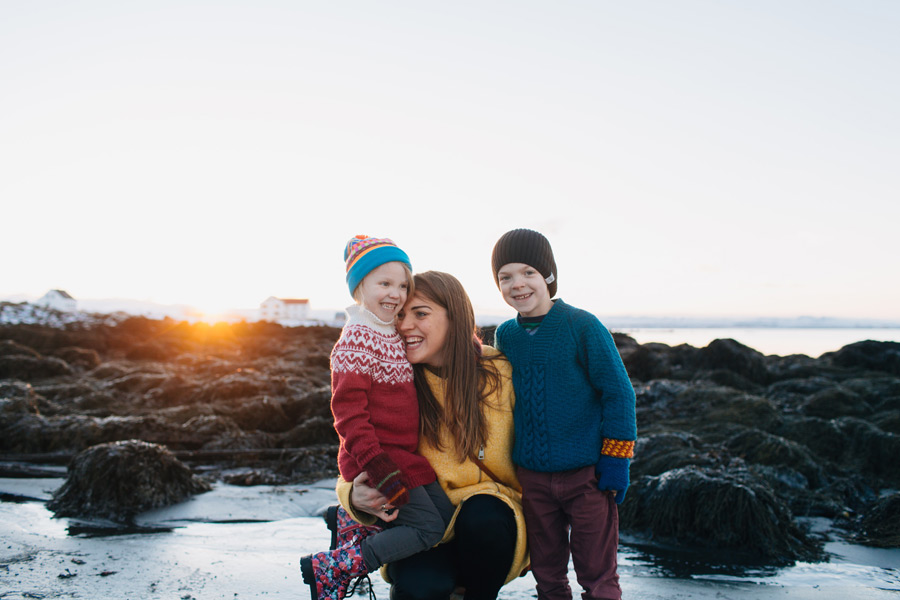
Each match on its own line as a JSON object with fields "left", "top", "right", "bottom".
{"left": 2, "top": 1, "right": 899, "bottom": 321}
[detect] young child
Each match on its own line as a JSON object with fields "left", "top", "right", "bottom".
{"left": 301, "top": 235, "right": 453, "bottom": 600}
{"left": 490, "top": 228, "right": 637, "bottom": 600}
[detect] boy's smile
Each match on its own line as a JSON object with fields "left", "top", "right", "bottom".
{"left": 497, "top": 262, "right": 554, "bottom": 318}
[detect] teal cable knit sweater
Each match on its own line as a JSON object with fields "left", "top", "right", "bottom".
{"left": 495, "top": 299, "right": 637, "bottom": 472}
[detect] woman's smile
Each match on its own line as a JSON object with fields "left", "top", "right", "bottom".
{"left": 398, "top": 294, "right": 449, "bottom": 367}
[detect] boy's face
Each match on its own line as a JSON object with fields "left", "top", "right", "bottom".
{"left": 356, "top": 261, "right": 409, "bottom": 322}
{"left": 497, "top": 262, "right": 554, "bottom": 318}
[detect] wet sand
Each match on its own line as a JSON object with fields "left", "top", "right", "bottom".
{"left": 2, "top": 477, "right": 897, "bottom": 600}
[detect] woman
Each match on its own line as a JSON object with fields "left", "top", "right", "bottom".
{"left": 335, "top": 271, "right": 528, "bottom": 600}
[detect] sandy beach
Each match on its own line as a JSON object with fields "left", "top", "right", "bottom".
{"left": 2, "top": 476, "right": 897, "bottom": 600}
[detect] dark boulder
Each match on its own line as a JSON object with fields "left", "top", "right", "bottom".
{"left": 825, "top": 340, "right": 900, "bottom": 375}
{"left": 0, "top": 339, "right": 41, "bottom": 358}
{"left": 801, "top": 386, "right": 872, "bottom": 419}
{"left": 696, "top": 338, "right": 769, "bottom": 384}
{"left": 221, "top": 395, "right": 292, "bottom": 433}
{"left": 620, "top": 466, "right": 824, "bottom": 564}
{"left": 848, "top": 493, "right": 900, "bottom": 548}
{"left": 0, "top": 354, "right": 74, "bottom": 380}
{"left": 631, "top": 432, "right": 724, "bottom": 479}
{"left": 47, "top": 440, "right": 211, "bottom": 523}
{"left": 51, "top": 347, "right": 102, "bottom": 370}
{"left": 725, "top": 428, "right": 825, "bottom": 488}
{"left": 275, "top": 416, "right": 339, "bottom": 448}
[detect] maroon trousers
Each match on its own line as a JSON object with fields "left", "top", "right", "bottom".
{"left": 517, "top": 465, "right": 621, "bottom": 600}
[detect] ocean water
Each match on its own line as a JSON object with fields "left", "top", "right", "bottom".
{"left": 618, "top": 327, "right": 900, "bottom": 358}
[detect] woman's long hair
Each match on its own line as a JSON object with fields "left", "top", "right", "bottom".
{"left": 412, "top": 271, "right": 501, "bottom": 461}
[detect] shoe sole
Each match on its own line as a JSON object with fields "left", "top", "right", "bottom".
{"left": 299, "top": 555, "right": 318, "bottom": 600}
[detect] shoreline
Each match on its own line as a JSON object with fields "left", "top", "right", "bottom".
{"left": 2, "top": 477, "right": 897, "bottom": 600}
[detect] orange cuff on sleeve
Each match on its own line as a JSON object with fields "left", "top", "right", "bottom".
{"left": 601, "top": 438, "right": 635, "bottom": 459}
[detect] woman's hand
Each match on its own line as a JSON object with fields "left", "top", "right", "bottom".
{"left": 351, "top": 472, "right": 399, "bottom": 522}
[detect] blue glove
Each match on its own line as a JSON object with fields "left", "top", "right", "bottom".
{"left": 595, "top": 455, "right": 630, "bottom": 504}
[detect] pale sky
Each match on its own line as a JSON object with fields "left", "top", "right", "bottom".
{"left": 2, "top": 1, "right": 898, "bottom": 320}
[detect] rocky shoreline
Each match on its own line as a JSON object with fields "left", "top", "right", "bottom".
{"left": 1, "top": 306, "right": 898, "bottom": 566}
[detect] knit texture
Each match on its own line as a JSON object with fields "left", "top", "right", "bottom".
{"left": 343, "top": 235, "right": 411, "bottom": 295}
{"left": 330, "top": 306, "right": 435, "bottom": 490}
{"left": 336, "top": 346, "right": 530, "bottom": 586}
{"left": 363, "top": 452, "right": 410, "bottom": 507}
{"left": 601, "top": 438, "right": 635, "bottom": 459}
{"left": 495, "top": 299, "right": 637, "bottom": 472}
{"left": 595, "top": 455, "right": 630, "bottom": 504}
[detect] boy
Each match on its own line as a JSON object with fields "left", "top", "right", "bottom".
{"left": 491, "top": 228, "right": 637, "bottom": 600}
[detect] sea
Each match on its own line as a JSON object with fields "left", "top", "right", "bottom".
{"left": 614, "top": 327, "right": 900, "bottom": 358}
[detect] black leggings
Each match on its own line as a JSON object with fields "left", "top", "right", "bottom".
{"left": 387, "top": 494, "right": 517, "bottom": 600}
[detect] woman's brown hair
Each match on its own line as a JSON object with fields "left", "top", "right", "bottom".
{"left": 411, "top": 271, "right": 501, "bottom": 461}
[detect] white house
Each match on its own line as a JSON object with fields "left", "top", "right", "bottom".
{"left": 37, "top": 289, "right": 77, "bottom": 312}
{"left": 259, "top": 297, "right": 310, "bottom": 322}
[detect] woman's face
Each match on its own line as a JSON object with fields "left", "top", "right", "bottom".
{"left": 397, "top": 292, "right": 449, "bottom": 367}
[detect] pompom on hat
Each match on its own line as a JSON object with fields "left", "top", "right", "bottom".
{"left": 491, "top": 228, "right": 558, "bottom": 298}
{"left": 344, "top": 235, "right": 412, "bottom": 295}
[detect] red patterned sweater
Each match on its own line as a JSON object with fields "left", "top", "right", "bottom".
{"left": 330, "top": 306, "right": 436, "bottom": 489}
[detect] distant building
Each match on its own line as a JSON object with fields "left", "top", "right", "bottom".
{"left": 37, "top": 289, "right": 77, "bottom": 312}
{"left": 259, "top": 297, "right": 310, "bottom": 322}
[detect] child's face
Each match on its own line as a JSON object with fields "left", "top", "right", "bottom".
{"left": 357, "top": 261, "right": 410, "bottom": 322}
{"left": 497, "top": 262, "right": 554, "bottom": 318}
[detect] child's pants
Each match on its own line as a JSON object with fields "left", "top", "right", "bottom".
{"left": 360, "top": 481, "right": 453, "bottom": 570}
{"left": 517, "top": 465, "right": 621, "bottom": 600}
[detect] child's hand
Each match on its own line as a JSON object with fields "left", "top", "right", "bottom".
{"left": 352, "top": 472, "right": 399, "bottom": 522}
{"left": 595, "top": 455, "right": 630, "bottom": 504}
{"left": 363, "top": 452, "right": 411, "bottom": 507}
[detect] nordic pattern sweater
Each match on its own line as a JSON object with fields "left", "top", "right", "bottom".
{"left": 330, "top": 305, "right": 435, "bottom": 488}
{"left": 495, "top": 299, "right": 637, "bottom": 472}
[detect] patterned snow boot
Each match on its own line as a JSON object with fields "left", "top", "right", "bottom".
{"left": 300, "top": 542, "right": 370, "bottom": 600}
{"left": 324, "top": 504, "right": 383, "bottom": 550}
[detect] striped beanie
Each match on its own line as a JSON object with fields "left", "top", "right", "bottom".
{"left": 344, "top": 235, "right": 412, "bottom": 295}
{"left": 491, "top": 228, "right": 558, "bottom": 298}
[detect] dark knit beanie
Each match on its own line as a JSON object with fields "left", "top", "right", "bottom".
{"left": 491, "top": 229, "right": 557, "bottom": 298}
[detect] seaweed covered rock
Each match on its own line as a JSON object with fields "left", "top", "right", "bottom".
{"left": 0, "top": 354, "right": 74, "bottom": 380}
{"left": 725, "top": 428, "right": 825, "bottom": 488}
{"left": 620, "top": 466, "right": 824, "bottom": 564}
{"left": 847, "top": 493, "right": 900, "bottom": 547}
{"left": 697, "top": 338, "right": 769, "bottom": 384}
{"left": 825, "top": 340, "right": 900, "bottom": 376}
{"left": 47, "top": 440, "right": 211, "bottom": 523}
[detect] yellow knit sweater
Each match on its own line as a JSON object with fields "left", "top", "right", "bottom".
{"left": 336, "top": 346, "right": 529, "bottom": 585}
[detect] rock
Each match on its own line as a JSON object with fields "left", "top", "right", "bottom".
{"left": 47, "top": 440, "right": 211, "bottom": 523}
{"left": 0, "top": 339, "right": 41, "bottom": 358}
{"left": 195, "top": 371, "right": 272, "bottom": 402}
{"left": 631, "top": 432, "right": 728, "bottom": 480}
{"left": 275, "top": 416, "right": 339, "bottom": 448}
{"left": 724, "top": 429, "right": 825, "bottom": 488}
{"left": 696, "top": 338, "right": 769, "bottom": 384}
{"left": 0, "top": 355, "right": 74, "bottom": 380}
{"left": 849, "top": 493, "right": 900, "bottom": 547}
{"left": 801, "top": 386, "right": 872, "bottom": 419}
{"left": 620, "top": 466, "right": 824, "bottom": 564}
{"left": 221, "top": 396, "right": 292, "bottom": 433}
{"left": 51, "top": 347, "right": 101, "bottom": 370}
{"left": 825, "top": 340, "right": 900, "bottom": 375}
